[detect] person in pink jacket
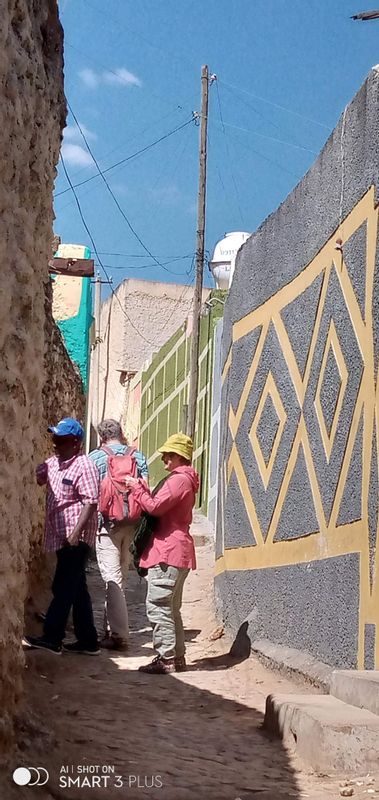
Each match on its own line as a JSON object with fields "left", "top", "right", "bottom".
{"left": 125, "top": 433, "right": 199, "bottom": 674}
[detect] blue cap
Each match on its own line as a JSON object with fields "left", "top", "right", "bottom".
{"left": 48, "top": 418, "right": 84, "bottom": 439}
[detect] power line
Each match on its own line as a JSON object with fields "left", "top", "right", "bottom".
{"left": 66, "top": 40, "right": 191, "bottom": 115}
{"left": 150, "top": 117, "right": 194, "bottom": 196}
{"left": 59, "top": 109, "right": 178, "bottom": 184}
{"left": 219, "top": 81, "right": 282, "bottom": 134}
{"left": 81, "top": 0, "right": 196, "bottom": 76}
{"left": 55, "top": 117, "right": 194, "bottom": 198}
{"left": 207, "top": 131, "right": 229, "bottom": 207}
{"left": 94, "top": 255, "right": 195, "bottom": 276}
{"left": 149, "top": 253, "right": 197, "bottom": 344}
{"left": 66, "top": 102, "right": 191, "bottom": 277}
{"left": 226, "top": 129, "right": 301, "bottom": 180}
{"left": 95, "top": 251, "right": 193, "bottom": 259}
{"left": 59, "top": 153, "right": 155, "bottom": 346}
{"left": 215, "top": 80, "right": 245, "bottom": 228}
{"left": 214, "top": 118, "right": 318, "bottom": 154}
{"left": 219, "top": 79, "right": 331, "bottom": 131}
{"left": 154, "top": 275, "right": 196, "bottom": 342}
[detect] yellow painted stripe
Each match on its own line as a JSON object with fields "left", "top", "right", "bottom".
{"left": 232, "top": 188, "right": 376, "bottom": 344}
{"left": 215, "top": 521, "right": 363, "bottom": 576}
{"left": 222, "top": 349, "right": 232, "bottom": 383}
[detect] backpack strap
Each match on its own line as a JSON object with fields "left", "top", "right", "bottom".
{"left": 101, "top": 444, "right": 136, "bottom": 457}
{"left": 100, "top": 445, "right": 115, "bottom": 457}
{"left": 100, "top": 444, "right": 137, "bottom": 481}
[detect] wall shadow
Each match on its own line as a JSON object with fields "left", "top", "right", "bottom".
{"left": 13, "top": 574, "right": 303, "bottom": 800}
{"left": 192, "top": 621, "right": 251, "bottom": 671}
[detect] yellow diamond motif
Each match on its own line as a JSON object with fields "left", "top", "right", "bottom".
{"left": 314, "top": 320, "right": 348, "bottom": 463}
{"left": 249, "top": 371, "right": 287, "bottom": 490}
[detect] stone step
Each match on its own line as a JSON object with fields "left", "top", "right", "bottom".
{"left": 330, "top": 670, "right": 379, "bottom": 717}
{"left": 264, "top": 693, "right": 379, "bottom": 774}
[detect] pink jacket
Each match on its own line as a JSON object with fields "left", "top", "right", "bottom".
{"left": 131, "top": 466, "right": 199, "bottom": 570}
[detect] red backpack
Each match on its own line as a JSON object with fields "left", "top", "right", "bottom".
{"left": 99, "top": 445, "right": 142, "bottom": 523}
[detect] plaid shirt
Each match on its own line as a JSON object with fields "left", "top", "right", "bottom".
{"left": 43, "top": 454, "right": 99, "bottom": 552}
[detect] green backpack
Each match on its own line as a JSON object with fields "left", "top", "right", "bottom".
{"left": 129, "top": 475, "right": 169, "bottom": 577}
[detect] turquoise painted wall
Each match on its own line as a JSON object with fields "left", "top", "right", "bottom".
{"left": 56, "top": 277, "right": 93, "bottom": 391}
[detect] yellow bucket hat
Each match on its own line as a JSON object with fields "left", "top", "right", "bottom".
{"left": 158, "top": 433, "right": 193, "bottom": 462}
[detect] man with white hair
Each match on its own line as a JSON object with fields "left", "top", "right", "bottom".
{"left": 89, "top": 419, "right": 148, "bottom": 651}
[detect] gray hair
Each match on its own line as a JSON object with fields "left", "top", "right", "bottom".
{"left": 97, "top": 419, "right": 125, "bottom": 443}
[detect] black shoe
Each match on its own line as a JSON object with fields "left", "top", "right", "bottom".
{"left": 138, "top": 655, "right": 175, "bottom": 674}
{"left": 62, "top": 641, "right": 100, "bottom": 656}
{"left": 23, "top": 635, "right": 62, "bottom": 655}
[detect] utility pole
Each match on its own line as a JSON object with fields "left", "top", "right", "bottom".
{"left": 186, "top": 64, "right": 209, "bottom": 441}
{"left": 85, "top": 272, "right": 109, "bottom": 451}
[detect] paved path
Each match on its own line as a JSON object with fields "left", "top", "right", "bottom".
{"left": 6, "top": 528, "right": 378, "bottom": 799}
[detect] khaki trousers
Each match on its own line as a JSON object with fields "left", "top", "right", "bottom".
{"left": 146, "top": 563, "right": 190, "bottom": 659}
{"left": 96, "top": 523, "right": 135, "bottom": 640}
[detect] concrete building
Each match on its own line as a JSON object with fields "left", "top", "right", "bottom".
{"left": 87, "top": 277, "right": 210, "bottom": 443}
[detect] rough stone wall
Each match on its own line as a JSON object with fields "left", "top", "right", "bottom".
{"left": 0, "top": 0, "right": 65, "bottom": 752}
{"left": 216, "top": 68, "right": 379, "bottom": 670}
{"left": 26, "top": 281, "right": 85, "bottom": 609}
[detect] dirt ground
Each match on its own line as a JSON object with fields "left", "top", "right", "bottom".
{"left": 2, "top": 538, "right": 379, "bottom": 800}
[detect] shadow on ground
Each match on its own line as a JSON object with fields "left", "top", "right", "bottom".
{"left": 4, "top": 566, "right": 303, "bottom": 800}
{"left": 192, "top": 622, "right": 252, "bottom": 671}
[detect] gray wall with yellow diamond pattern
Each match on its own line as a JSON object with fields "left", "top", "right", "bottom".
{"left": 215, "top": 69, "right": 379, "bottom": 670}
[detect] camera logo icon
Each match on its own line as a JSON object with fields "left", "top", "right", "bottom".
{"left": 13, "top": 767, "right": 49, "bottom": 787}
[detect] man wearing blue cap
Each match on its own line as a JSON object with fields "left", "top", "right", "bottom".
{"left": 24, "top": 418, "right": 100, "bottom": 655}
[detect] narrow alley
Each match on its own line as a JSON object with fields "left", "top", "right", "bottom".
{"left": 15, "top": 522, "right": 376, "bottom": 800}
{"left": 2, "top": 3, "right": 379, "bottom": 798}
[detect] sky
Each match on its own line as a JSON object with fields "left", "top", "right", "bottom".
{"left": 55, "top": 0, "right": 379, "bottom": 296}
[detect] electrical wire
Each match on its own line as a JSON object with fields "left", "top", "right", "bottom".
{"left": 66, "top": 40, "right": 191, "bottom": 115}
{"left": 96, "top": 251, "right": 193, "bottom": 259}
{"left": 214, "top": 118, "right": 318, "bottom": 154}
{"left": 60, "top": 109, "right": 178, "bottom": 184}
{"left": 59, "top": 153, "right": 155, "bottom": 346}
{"left": 94, "top": 255, "right": 195, "bottom": 276}
{"left": 149, "top": 118, "right": 193, "bottom": 196}
{"left": 219, "top": 78, "right": 331, "bottom": 131}
{"left": 55, "top": 117, "right": 194, "bottom": 198}
{"left": 66, "top": 102, "right": 193, "bottom": 277}
{"left": 81, "top": 0, "right": 196, "bottom": 77}
{"left": 219, "top": 81, "right": 282, "bottom": 133}
{"left": 207, "top": 132, "right": 229, "bottom": 207}
{"left": 228, "top": 132, "right": 301, "bottom": 180}
{"left": 215, "top": 81, "right": 245, "bottom": 227}
{"left": 153, "top": 259, "right": 196, "bottom": 342}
